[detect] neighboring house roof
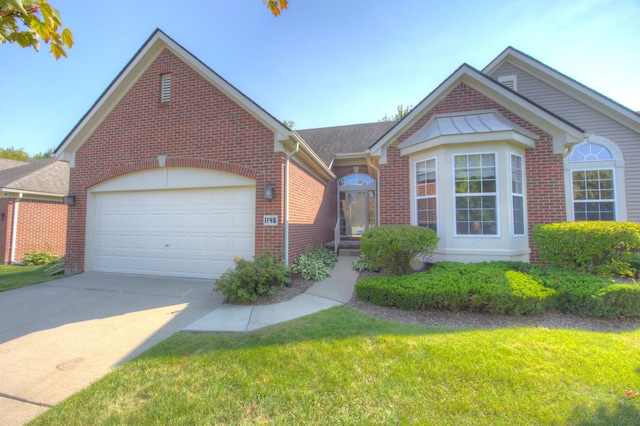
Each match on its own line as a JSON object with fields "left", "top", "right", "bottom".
{"left": 0, "top": 159, "right": 29, "bottom": 171}
{"left": 369, "top": 63, "right": 587, "bottom": 162}
{"left": 297, "top": 121, "right": 397, "bottom": 166}
{"left": 483, "top": 46, "right": 640, "bottom": 134}
{"left": 0, "top": 158, "right": 69, "bottom": 198}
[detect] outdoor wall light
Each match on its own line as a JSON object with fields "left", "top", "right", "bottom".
{"left": 263, "top": 183, "right": 274, "bottom": 201}
{"left": 63, "top": 195, "right": 76, "bottom": 206}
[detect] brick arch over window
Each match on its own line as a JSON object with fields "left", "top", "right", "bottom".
{"left": 84, "top": 156, "right": 260, "bottom": 188}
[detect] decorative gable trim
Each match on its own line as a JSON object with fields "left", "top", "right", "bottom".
{"left": 483, "top": 47, "right": 640, "bottom": 134}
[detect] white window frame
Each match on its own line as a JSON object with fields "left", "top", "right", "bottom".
{"left": 570, "top": 168, "right": 616, "bottom": 221}
{"left": 565, "top": 135, "right": 625, "bottom": 222}
{"left": 452, "top": 152, "right": 499, "bottom": 237}
{"left": 415, "top": 157, "right": 438, "bottom": 232}
{"left": 510, "top": 153, "right": 526, "bottom": 236}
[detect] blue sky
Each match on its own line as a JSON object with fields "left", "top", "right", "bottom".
{"left": 1, "top": 0, "right": 639, "bottom": 156}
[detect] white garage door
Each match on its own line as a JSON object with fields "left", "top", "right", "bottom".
{"left": 92, "top": 187, "right": 255, "bottom": 279}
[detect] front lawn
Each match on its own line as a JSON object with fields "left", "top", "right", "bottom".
{"left": 31, "top": 307, "right": 640, "bottom": 425}
{"left": 0, "top": 264, "right": 65, "bottom": 292}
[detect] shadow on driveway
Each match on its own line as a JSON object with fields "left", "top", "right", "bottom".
{"left": 0, "top": 272, "right": 223, "bottom": 425}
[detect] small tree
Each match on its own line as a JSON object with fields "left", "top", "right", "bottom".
{"left": 379, "top": 104, "right": 412, "bottom": 122}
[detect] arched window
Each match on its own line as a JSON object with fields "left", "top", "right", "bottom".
{"left": 569, "top": 143, "right": 612, "bottom": 162}
{"left": 567, "top": 137, "right": 623, "bottom": 221}
{"left": 338, "top": 173, "right": 375, "bottom": 187}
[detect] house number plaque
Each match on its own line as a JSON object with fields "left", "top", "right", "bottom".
{"left": 263, "top": 215, "right": 278, "bottom": 226}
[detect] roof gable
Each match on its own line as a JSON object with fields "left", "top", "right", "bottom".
{"left": 483, "top": 47, "right": 640, "bottom": 134}
{"left": 369, "top": 64, "right": 586, "bottom": 162}
{"left": 55, "top": 29, "right": 291, "bottom": 166}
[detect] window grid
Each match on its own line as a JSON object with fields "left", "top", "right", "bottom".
{"left": 572, "top": 169, "right": 615, "bottom": 221}
{"left": 416, "top": 158, "right": 437, "bottom": 232}
{"left": 454, "top": 153, "right": 497, "bottom": 235}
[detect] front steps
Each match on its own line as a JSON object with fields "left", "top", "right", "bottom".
{"left": 325, "top": 239, "right": 361, "bottom": 256}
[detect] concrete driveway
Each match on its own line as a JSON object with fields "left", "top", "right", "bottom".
{"left": 0, "top": 272, "right": 223, "bottom": 426}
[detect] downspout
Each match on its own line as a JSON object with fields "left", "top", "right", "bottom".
{"left": 284, "top": 137, "right": 300, "bottom": 266}
{"left": 365, "top": 151, "right": 380, "bottom": 227}
{"left": 9, "top": 193, "right": 22, "bottom": 264}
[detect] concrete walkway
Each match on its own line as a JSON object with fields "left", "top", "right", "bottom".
{"left": 184, "top": 255, "right": 358, "bottom": 332}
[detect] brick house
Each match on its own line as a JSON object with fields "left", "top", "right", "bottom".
{"left": 0, "top": 159, "right": 69, "bottom": 264}
{"left": 55, "top": 30, "right": 640, "bottom": 278}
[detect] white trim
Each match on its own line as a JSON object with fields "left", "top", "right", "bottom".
{"left": 563, "top": 135, "right": 626, "bottom": 221}
{"left": 452, "top": 151, "right": 500, "bottom": 237}
{"left": 369, "top": 65, "right": 585, "bottom": 162}
{"left": 9, "top": 193, "right": 22, "bottom": 264}
{"left": 413, "top": 156, "right": 438, "bottom": 234}
{"left": 509, "top": 153, "right": 526, "bottom": 237}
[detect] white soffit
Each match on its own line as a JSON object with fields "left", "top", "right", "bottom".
{"left": 398, "top": 110, "right": 539, "bottom": 150}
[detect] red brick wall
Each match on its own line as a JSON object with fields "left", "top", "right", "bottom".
{"left": 379, "top": 83, "right": 566, "bottom": 259}
{"left": 66, "top": 48, "right": 287, "bottom": 273}
{"left": 0, "top": 198, "right": 67, "bottom": 264}
{"left": 287, "top": 159, "right": 334, "bottom": 263}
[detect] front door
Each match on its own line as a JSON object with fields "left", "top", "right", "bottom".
{"left": 338, "top": 173, "right": 376, "bottom": 238}
{"left": 340, "top": 190, "right": 376, "bottom": 238}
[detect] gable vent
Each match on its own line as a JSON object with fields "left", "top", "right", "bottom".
{"left": 497, "top": 74, "right": 517, "bottom": 92}
{"left": 161, "top": 73, "right": 172, "bottom": 103}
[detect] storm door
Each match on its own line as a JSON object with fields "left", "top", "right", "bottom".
{"left": 338, "top": 173, "right": 376, "bottom": 238}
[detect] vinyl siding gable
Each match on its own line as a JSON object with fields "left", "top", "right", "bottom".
{"left": 489, "top": 63, "right": 640, "bottom": 222}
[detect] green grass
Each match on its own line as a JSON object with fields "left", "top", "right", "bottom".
{"left": 31, "top": 307, "right": 640, "bottom": 425}
{"left": 0, "top": 264, "right": 65, "bottom": 292}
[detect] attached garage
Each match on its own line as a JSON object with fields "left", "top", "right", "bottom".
{"left": 85, "top": 168, "right": 255, "bottom": 279}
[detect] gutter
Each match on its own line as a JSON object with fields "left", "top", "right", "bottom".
{"left": 9, "top": 193, "right": 22, "bottom": 264}
{"left": 283, "top": 135, "right": 300, "bottom": 265}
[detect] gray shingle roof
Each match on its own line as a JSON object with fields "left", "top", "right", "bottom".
{"left": 297, "top": 121, "right": 397, "bottom": 166}
{"left": 0, "top": 158, "right": 69, "bottom": 196}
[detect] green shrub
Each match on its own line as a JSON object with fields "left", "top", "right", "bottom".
{"left": 360, "top": 225, "right": 439, "bottom": 275}
{"left": 355, "top": 261, "right": 640, "bottom": 318}
{"left": 292, "top": 247, "right": 338, "bottom": 281}
{"left": 532, "top": 221, "right": 640, "bottom": 277}
{"left": 23, "top": 250, "right": 59, "bottom": 265}
{"left": 44, "top": 257, "right": 66, "bottom": 274}
{"left": 352, "top": 254, "right": 372, "bottom": 272}
{"left": 214, "top": 251, "right": 289, "bottom": 304}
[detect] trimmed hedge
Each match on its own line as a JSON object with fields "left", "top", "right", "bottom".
{"left": 532, "top": 221, "right": 640, "bottom": 277}
{"left": 360, "top": 225, "right": 439, "bottom": 275}
{"left": 355, "top": 261, "right": 640, "bottom": 318}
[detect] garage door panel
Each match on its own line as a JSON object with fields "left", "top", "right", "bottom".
{"left": 91, "top": 186, "right": 255, "bottom": 279}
